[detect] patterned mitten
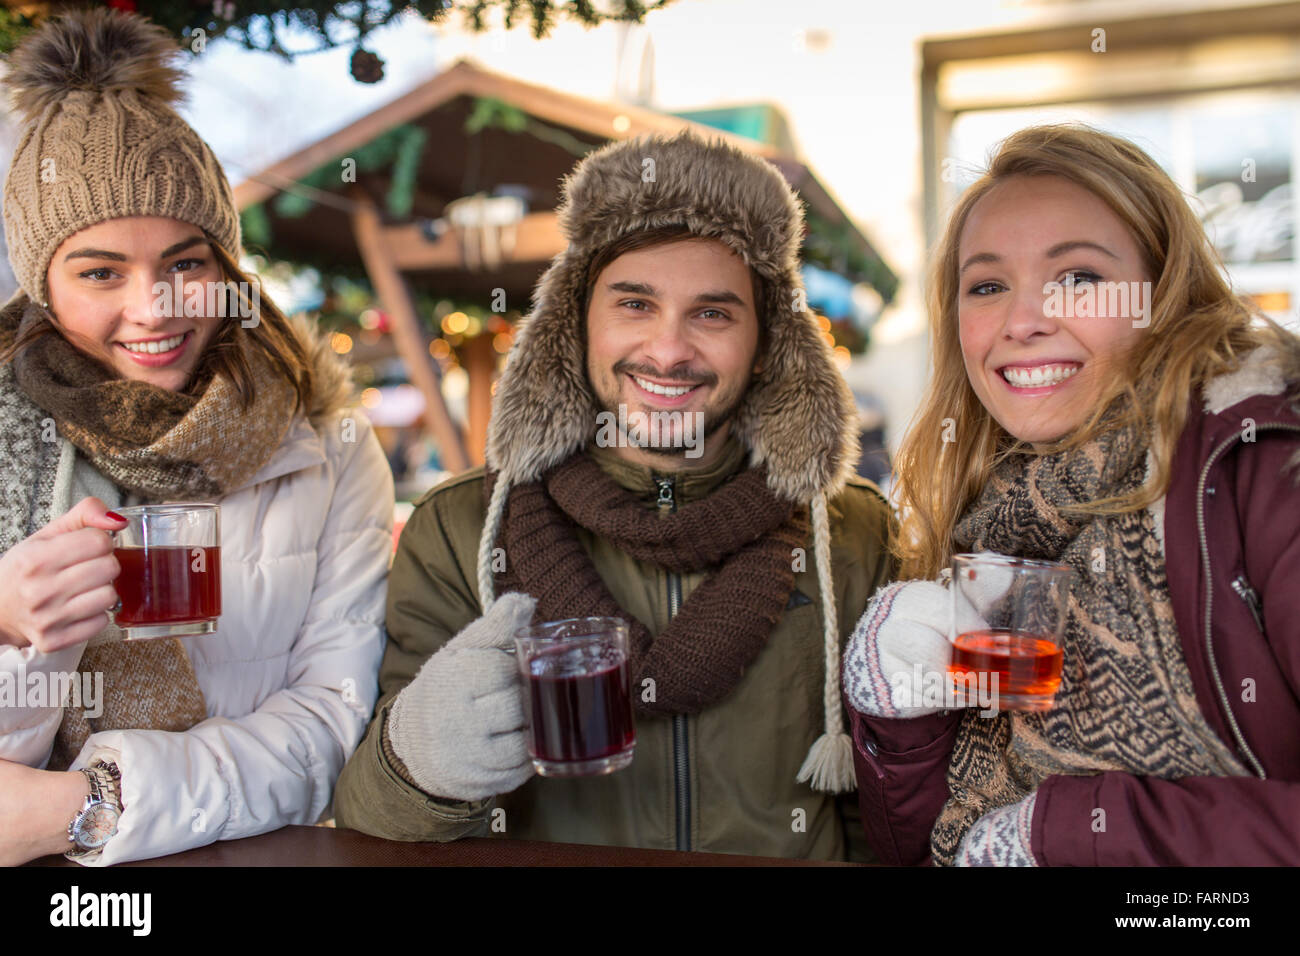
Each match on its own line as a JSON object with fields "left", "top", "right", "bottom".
{"left": 843, "top": 580, "right": 955, "bottom": 718}
{"left": 953, "top": 791, "right": 1039, "bottom": 867}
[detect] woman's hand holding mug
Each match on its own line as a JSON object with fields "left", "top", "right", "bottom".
{"left": 0, "top": 496, "right": 126, "bottom": 652}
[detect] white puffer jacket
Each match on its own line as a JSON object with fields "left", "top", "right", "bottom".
{"left": 0, "top": 327, "right": 393, "bottom": 866}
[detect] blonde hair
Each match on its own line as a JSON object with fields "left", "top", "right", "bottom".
{"left": 895, "top": 124, "right": 1300, "bottom": 580}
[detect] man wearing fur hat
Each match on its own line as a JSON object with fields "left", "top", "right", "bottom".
{"left": 335, "top": 131, "right": 895, "bottom": 860}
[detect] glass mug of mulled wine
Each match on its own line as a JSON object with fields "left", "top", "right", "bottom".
{"left": 948, "top": 553, "right": 1071, "bottom": 712}
{"left": 513, "top": 617, "right": 636, "bottom": 777}
{"left": 110, "top": 504, "right": 222, "bottom": 640}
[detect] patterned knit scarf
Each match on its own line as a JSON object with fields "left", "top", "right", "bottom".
{"left": 491, "top": 452, "right": 809, "bottom": 715}
{"left": 929, "top": 422, "right": 1249, "bottom": 865}
{"left": 0, "top": 299, "right": 297, "bottom": 770}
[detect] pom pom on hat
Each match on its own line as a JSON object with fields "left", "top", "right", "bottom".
{"left": 3, "top": 7, "right": 185, "bottom": 122}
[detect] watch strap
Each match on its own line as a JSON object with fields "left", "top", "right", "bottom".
{"left": 66, "top": 761, "right": 123, "bottom": 857}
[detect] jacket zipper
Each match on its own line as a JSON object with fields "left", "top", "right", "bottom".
{"left": 1230, "top": 576, "right": 1265, "bottom": 634}
{"left": 1196, "top": 421, "right": 1300, "bottom": 779}
{"left": 655, "top": 475, "right": 690, "bottom": 852}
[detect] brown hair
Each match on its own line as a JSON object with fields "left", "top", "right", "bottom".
{"left": 0, "top": 233, "right": 313, "bottom": 413}
{"left": 202, "top": 240, "right": 313, "bottom": 412}
{"left": 894, "top": 123, "right": 1300, "bottom": 580}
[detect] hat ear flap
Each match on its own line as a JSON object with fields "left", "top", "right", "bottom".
{"left": 486, "top": 253, "right": 597, "bottom": 485}
{"left": 736, "top": 291, "right": 859, "bottom": 503}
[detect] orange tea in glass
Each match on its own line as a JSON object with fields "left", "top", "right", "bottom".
{"left": 948, "top": 553, "right": 1071, "bottom": 712}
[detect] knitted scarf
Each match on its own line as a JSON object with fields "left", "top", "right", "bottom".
{"left": 491, "top": 452, "right": 809, "bottom": 715}
{"left": 928, "top": 421, "right": 1250, "bottom": 865}
{"left": 7, "top": 301, "right": 297, "bottom": 499}
{"left": 0, "top": 299, "right": 297, "bottom": 770}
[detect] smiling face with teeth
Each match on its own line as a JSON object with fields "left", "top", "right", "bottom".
{"left": 45, "top": 216, "right": 226, "bottom": 393}
{"left": 585, "top": 237, "right": 762, "bottom": 470}
{"left": 956, "top": 175, "right": 1151, "bottom": 445}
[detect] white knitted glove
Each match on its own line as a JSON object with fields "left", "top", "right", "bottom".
{"left": 953, "top": 792, "right": 1039, "bottom": 867}
{"left": 843, "top": 556, "right": 1013, "bottom": 718}
{"left": 388, "top": 592, "right": 538, "bottom": 801}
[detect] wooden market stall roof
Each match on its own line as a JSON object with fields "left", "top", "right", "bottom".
{"left": 234, "top": 59, "right": 895, "bottom": 300}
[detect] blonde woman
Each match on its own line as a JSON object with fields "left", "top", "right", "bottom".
{"left": 843, "top": 124, "right": 1300, "bottom": 866}
{"left": 0, "top": 9, "right": 392, "bottom": 865}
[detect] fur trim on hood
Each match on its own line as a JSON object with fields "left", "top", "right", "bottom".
{"left": 288, "top": 310, "right": 356, "bottom": 426}
{"left": 486, "top": 129, "right": 859, "bottom": 504}
{"left": 1200, "top": 344, "right": 1300, "bottom": 485}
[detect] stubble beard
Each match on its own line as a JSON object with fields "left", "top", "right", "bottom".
{"left": 593, "top": 361, "right": 754, "bottom": 466}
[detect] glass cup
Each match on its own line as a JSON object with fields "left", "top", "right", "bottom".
{"left": 110, "top": 503, "right": 222, "bottom": 640}
{"left": 513, "top": 617, "right": 636, "bottom": 777}
{"left": 948, "top": 553, "right": 1071, "bottom": 712}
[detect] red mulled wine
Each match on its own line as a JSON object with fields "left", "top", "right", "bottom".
{"left": 114, "top": 545, "right": 222, "bottom": 627}
{"left": 525, "top": 641, "right": 635, "bottom": 768}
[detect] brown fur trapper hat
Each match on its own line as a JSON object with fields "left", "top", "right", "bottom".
{"left": 485, "top": 129, "right": 859, "bottom": 500}
{"left": 478, "top": 130, "right": 860, "bottom": 792}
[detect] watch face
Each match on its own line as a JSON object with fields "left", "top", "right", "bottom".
{"left": 76, "top": 804, "right": 121, "bottom": 850}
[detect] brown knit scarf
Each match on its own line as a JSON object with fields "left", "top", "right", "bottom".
{"left": 928, "top": 420, "right": 1248, "bottom": 865}
{"left": 9, "top": 302, "right": 297, "bottom": 500}
{"left": 491, "top": 453, "right": 809, "bottom": 715}
{"left": 1, "top": 299, "right": 297, "bottom": 770}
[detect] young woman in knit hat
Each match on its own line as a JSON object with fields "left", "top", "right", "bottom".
{"left": 843, "top": 124, "right": 1300, "bottom": 866}
{"left": 0, "top": 8, "right": 392, "bottom": 865}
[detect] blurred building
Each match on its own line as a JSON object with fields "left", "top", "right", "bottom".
{"left": 926, "top": 1, "right": 1300, "bottom": 327}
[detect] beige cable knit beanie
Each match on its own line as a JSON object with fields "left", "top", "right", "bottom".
{"left": 1, "top": 7, "right": 240, "bottom": 307}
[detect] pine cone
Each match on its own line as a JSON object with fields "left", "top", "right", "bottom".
{"left": 350, "top": 48, "right": 384, "bottom": 84}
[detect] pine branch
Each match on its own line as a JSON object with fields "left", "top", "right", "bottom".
{"left": 0, "top": 1, "right": 678, "bottom": 68}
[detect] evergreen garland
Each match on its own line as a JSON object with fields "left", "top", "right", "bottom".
{"left": 0, "top": 1, "right": 677, "bottom": 82}
{"left": 271, "top": 122, "right": 429, "bottom": 219}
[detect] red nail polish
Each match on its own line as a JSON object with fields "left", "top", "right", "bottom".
{"left": 106, "top": 511, "right": 126, "bottom": 522}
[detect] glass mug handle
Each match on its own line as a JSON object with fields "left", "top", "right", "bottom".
{"left": 108, "top": 526, "right": 122, "bottom": 617}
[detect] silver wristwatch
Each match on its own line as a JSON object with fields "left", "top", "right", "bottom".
{"left": 66, "top": 761, "right": 122, "bottom": 858}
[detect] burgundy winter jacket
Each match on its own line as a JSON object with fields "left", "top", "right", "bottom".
{"left": 851, "top": 383, "right": 1300, "bottom": 865}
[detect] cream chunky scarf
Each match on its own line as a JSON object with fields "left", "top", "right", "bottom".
{"left": 929, "top": 421, "right": 1249, "bottom": 865}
